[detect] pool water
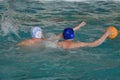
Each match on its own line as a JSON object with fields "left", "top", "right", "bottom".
{"left": 0, "top": 0, "right": 120, "bottom": 80}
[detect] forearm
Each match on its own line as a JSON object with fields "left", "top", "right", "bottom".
{"left": 73, "top": 21, "right": 86, "bottom": 31}
{"left": 88, "top": 32, "right": 109, "bottom": 47}
{"left": 73, "top": 24, "right": 82, "bottom": 31}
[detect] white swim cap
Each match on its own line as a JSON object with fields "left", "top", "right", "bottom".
{"left": 31, "top": 26, "right": 42, "bottom": 38}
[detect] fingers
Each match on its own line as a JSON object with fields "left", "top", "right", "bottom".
{"left": 79, "top": 21, "right": 86, "bottom": 27}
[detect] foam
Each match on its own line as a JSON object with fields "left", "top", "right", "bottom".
{"left": 44, "top": 33, "right": 58, "bottom": 48}
{"left": 0, "top": 18, "right": 19, "bottom": 38}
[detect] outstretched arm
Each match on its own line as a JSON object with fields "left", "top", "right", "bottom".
{"left": 78, "top": 28, "right": 112, "bottom": 47}
{"left": 73, "top": 21, "right": 86, "bottom": 31}
{"left": 56, "top": 21, "right": 86, "bottom": 39}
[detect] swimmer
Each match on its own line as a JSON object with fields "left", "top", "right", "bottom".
{"left": 17, "top": 21, "right": 86, "bottom": 46}
{"left": 57, "top": 25, "right": 115, "bottom": 49}
{"left": 17, "top": 26, "right": 46, "bottom": 46}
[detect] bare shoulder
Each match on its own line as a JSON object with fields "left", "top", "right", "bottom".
{"left": 17, "top": 39, "right": 34, "bottom": 46}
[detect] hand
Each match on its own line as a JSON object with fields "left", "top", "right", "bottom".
{"left": 78, "top": 21, "right": 86, "bottom": 27}
{"left": 73, "top": 21, "right": 86, "bottom": 31}
{"left": 105, "top": 28, "right": 112, "bottom": 36}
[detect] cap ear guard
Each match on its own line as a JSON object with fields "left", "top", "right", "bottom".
{"left": 31, "top": 27, "right": 42, "bottom": 38}
{"left": 63, "top": 28, "right": 74, "bottom": 40}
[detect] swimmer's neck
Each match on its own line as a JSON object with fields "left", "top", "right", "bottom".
{"left": 32, "top": 38, "right": 43, "bottom": 40}
{"left": 64, "top": 39, "right": 74, "bottom": 42}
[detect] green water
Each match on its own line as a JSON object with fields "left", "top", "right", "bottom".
{"left": 0, "top": 0, "right": 120, "bottom": 80}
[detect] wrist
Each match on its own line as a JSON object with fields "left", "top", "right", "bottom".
{"left": 105, "top": 31, "right": 111, "bottom": 37}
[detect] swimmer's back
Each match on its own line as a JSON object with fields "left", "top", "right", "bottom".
{"left": 58, "top": 41, "right": 82, "bottom": 49}
{"left": 17, "top": 38, "right": 45, "bottom": 46}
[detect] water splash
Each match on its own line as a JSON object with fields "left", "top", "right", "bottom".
{"left": 44, "top": 33, "right": 58, "bottom": 48}
{"left": 1, "top": 19, "right": 19, "bottom": 36}
{"left": 0, "top": 0, "right": 20, "bottom": 38}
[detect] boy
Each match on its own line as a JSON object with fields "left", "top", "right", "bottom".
{"left": 58, "top": 25, "right": 112, "bottom": 49}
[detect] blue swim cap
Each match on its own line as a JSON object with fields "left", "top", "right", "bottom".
{"left": 63, "top": 28, "right": 74, "bottom": 40}
{"left": 31, "top": 26, "right": 42, "bottom": 38}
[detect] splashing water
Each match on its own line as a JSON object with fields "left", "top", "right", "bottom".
{"left": 1, "top": 19, "right": 19, "bottom": 36}
{"left": 0, "top": 0, "right": 20, "bottom": 38}
{"left": 0, "top": 0, "right": 120, "bottom": 80}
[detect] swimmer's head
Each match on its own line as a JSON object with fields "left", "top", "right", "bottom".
{"left": 63, "top": 28, "right": 74, "bottom": 40}
{"left": 31, "top": 26, "right": 42, "bottom": 38}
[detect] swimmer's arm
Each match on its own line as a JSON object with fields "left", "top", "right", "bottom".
{"left": 16, "top": 38, "right": 44, "bottom": 46}
{"left": 73, "top": 21, "right": 86, "bottom": 31}
{"left": 16, "top": 41, "right": 27, "bottom": 46}
{"left": 56, "top": 21, "right": 86, "bottom": 40}
{"left": 16, "top": 39, "right": 33, "bottom": 46}
{"left": 77, "top": 30, "right": 111, "bottom": 47}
